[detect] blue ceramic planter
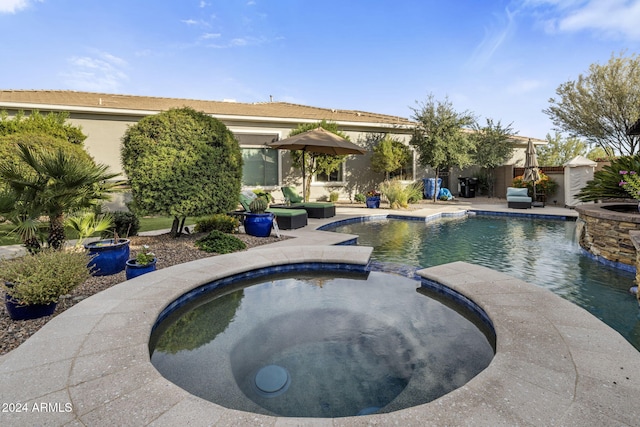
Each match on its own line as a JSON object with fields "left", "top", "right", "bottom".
{"left": 125, "top": 258, "right": 157, "bottom": 280}
{"left": 5, "top": 294, "right": 56, "bottom": 320}
{"left": 366, "top": 196, "right": 380, "bottom": 208}
{"left": 84, "top": 239, "right": 130, "bottom": 276}
{"left": 244, "top": 213, "right": 274, "bottom": 237}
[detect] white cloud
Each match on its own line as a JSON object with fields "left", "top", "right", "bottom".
{"left": 467, "top": 7, "right": 517, "bottom": 69}
{"left": 506, "top": 78, "right": 546, "bottom": 94}
{"left": 0, "top": 0, "right": 38, "bottom": 14}
{"left": 201, "top": 32, "right": 221, "bottom": 40}
{"left": 61, "top": 51, "right": 128, "bottom": 93}
{"left": 523, "top": 0, "right": 640, "bottom": 40}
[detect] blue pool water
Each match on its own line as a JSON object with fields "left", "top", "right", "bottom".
{"left": 327, "top": 214, "right": 640, "bottom": 351}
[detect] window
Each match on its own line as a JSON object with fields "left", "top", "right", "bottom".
{"left": 234, "top": 133, "right": 280, "bottom": 187}
{"left": 241, "top": 147, "right": 279, "bottom": 187}
{"left": 314, "top": 164, "right": 344, "bottom": 183}
{"left": 389, "top": 160, "right": 414, "bottom": 181}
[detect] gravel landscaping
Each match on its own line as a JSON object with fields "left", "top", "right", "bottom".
{"left": 0, "top": 232, "right": 286, "bottom": 356}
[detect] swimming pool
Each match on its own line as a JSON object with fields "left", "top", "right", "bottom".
{"left": 326, "top": 214, "right": 640, "bottom": 351}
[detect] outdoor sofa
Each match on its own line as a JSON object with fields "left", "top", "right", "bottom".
{"left": 506, "top": 187, "right": 532, "bottom": 209}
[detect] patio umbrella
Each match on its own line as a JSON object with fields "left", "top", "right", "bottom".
{"left": 267, "top": 127, "right": 367, "bottom": 201}
{"left": 523, "top": 138, "right": 541, "bottom": 204}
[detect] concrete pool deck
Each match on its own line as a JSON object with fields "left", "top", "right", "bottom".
{"left": 2, "top": 200, "right": 640, "bottom": 426}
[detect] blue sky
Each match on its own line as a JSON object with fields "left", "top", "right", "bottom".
{"left": 1, "top": 0, "right": 639, "bottom": 140}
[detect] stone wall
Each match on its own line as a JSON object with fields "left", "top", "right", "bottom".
{"left": 576, "top": 203, "right": 640, "bottom": 267}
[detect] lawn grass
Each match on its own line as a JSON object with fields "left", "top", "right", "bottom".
{"left": 0, "top": 216, "right": 202, "bottom": 246}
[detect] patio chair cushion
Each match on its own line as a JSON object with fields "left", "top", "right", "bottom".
{"left": 506, "top": 187, "right": 532, "bottom": 209}
{"left": 281, "top": 186, "right": 304, "bottom": 203}
{"left": 266, "top": 208, "right": 308, "bottom": 230}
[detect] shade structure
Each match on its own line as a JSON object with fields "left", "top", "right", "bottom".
{"left": 267, "top": 127, "right": 367, "bottom": 201}
{"left": 523, "top": 138, "right": 541, "bottom": 203}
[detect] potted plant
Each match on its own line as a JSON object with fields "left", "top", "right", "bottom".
{"left": 125, "top": 244, "right": 157, "bottom": 280}
{"left": 84, "top": 233, "right": 131, "bottom": 276}
{"left": 0, "top": 249, "right": 92, "bottom": 320}
{"left": 365, "top": 190, "right": 381, "bottom": 208}
{"left": 243, "top": 198, "right": 274, "bottom": 237}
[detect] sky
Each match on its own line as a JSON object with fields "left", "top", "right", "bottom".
{"left": 1, "top": 0, "right": 640, "bottom": 140}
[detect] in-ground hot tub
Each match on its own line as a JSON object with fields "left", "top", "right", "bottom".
{"left": 149, "top": 264, "right": 495, "bottom": 418}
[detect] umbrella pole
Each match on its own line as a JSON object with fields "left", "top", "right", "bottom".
{"left": 302, "top": 149, "right": 306, "bottom": 202}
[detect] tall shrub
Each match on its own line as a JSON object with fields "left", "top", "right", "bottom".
{"left": 121, "top": 107, "right": 243, "bottom": 237}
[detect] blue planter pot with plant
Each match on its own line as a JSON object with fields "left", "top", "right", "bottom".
{"left": 244, "top": 213, "right": 274, "bottom": 237}
{"left": 366, "top": 196, "right": 380, "bottom": 208}
{"left": 84, "top": 239, "right": 130, "bottom": 276}
{"left": 243, "top": 197, "right": 274, "bottom": 237}
{"left": 125, "top": 244, "right": 157, "bottom": 280}
{"left": 125, "top": 258, "right": 157, "bottom": 280}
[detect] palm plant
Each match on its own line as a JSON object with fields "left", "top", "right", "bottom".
{"left": 0, "top": 143, "right": 119, "bottom": 249}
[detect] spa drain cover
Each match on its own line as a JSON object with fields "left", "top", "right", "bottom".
{"left": 254, "top": 365, "right": 290, "bottom": 397}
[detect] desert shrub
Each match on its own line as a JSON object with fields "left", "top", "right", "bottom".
{"left": 0, "top": 249, "right": 92, "bottom": 305}
{"left": 354, "top": 193, "right": 366, "bottom": 203}
{"left": 194, "top": 214, "right": 239, "bottom": 234}
{"left": 406, "top": 181, "right": 424, "bottom": 203}
{"left": 109, "top": 211, "right": 140, "bottom": 237}
{"left": 380, "top": 180, "right": 417, "bottom": 209}
{"left": 329, "top": 191, "right": 339, "bottom": 202}
{"left": 195, "top": 230, "right": 246, "bottom": 254}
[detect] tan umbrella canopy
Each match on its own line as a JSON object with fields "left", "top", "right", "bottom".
{"left": 267, "top": 127, "right": 367, "bottom": 201}
{"left": 523, "top": 138, "right": 541, "bottom": 203}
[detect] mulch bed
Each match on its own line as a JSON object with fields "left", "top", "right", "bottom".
{"left": 0, "top": 232, "right": 286, "bottom": 356}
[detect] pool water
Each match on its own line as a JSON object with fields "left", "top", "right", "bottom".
{"left": 328, "top": 215, "right": 640, "bottom": 350}
{"left": 150, "top": 270, "right": 494, "bottom": 418}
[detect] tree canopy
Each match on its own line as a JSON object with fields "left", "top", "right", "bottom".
{"left": 471, "top": 119, "right": 516, "bottom": 197}
{"left": 537, "top": 132, "right": 587, "bottom": 166}
{"left": 121, "top": 107, "right": 243, "bottom": 237}
{"left": 0, "top": 143, "right": 118, "bottom": 251}
{"left": 410, "top": 94, "right": 476, "bottom": 201}
{"left": 0, "top": 110, "right": 86, "bottom": 145}
{"left": 543, "top": 52, "right": 640, "bottom": 156}
{"left": 371, "top": 135, "right": 412, "bottom": 180}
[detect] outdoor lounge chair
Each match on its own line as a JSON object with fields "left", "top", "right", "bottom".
{"left": 279, "top": 187, "right": 336, "bottom": 218}
{"left": 234, "top": 191, "right": 308, "bottom": 230}
{"left": 506, "top": 187, "right": 532, "bottom": 209}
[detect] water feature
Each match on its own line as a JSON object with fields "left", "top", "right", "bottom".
{"left": 150, "top": 269, "right": 494, "bottom": 418}
{"left": 326, "top": 214, "right": 640, "bottom": 350}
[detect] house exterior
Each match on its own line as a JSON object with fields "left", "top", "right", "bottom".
{"left": 0, "top": 90, "right": 543, "bottom": 206}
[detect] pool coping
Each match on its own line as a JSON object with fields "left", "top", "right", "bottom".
{"left": 1, "top": 241, "right": 639, "bottom": 426}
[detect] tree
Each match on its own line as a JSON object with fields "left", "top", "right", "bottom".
{"left": 410, "top": 95, "right": 476, "bottom": 201}
{"left": 0, "top": 143, "right": 118, "bottom": 251}
{"left": 471, "top": 119, "right": 516, "bottom": 197}
{"left": 586, "top": 146, "right": 615, "bottom": 161}
{"left": 288, "top": 120, "right": 348, "bottom": 201}
{"left": 543, "top": 52, "right": 640, "bottom": 156}
{"left": 0, "top": 110, "right": 86, "bottom": 145}
{"left": 537, "top": 132, "right": 587, "bottom": 166}
{"left": 121, "top": 107, "right": 243, "bottom": 237}
{"left": 371, "top": 135, "right": 412, "bottom": 180}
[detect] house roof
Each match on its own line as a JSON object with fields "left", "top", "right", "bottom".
{"left": 0, "top": 89, "right": 415, "bottom": 127}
